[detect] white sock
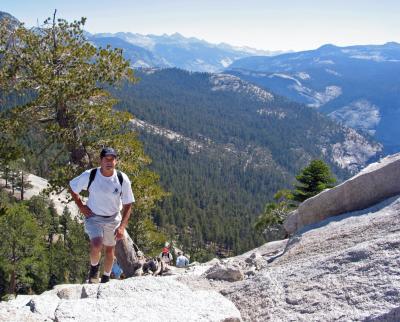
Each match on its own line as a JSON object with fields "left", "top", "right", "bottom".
{"left": 103, "top": 271, "right": 111, "bottom": 277}
{"left": 91, "top": 261, "right": 99, "bottom": 266}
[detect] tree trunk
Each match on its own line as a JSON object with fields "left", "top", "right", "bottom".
{"left": 20, "top": 171, "right": 24, "bottom": 200}
{"left": 114, "top": 231, "right": 142, "bottom": 277}
{"left": 10, "top": 270, "right": 16, "bottom": 295}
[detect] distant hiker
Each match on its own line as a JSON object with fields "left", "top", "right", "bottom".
{"left": 176, "top": 252, "right": 189, "bottom": 268}
{"left": 69, "top": 147, "right": 135, "bottom": 284}
{"left": 111, "top": 257, "right": 123, "bottom": 279}
{"left": 159, "top": 247, "right": 173, "bottom": 265}
{"left": 142, "top": 257, "right": 165, "bottom": 276}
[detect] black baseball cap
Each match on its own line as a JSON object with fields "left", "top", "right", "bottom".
{"left": 100, "top": 147, "right": 117, "bottom": 158}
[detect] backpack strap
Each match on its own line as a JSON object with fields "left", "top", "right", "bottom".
{"left": 117, "top": 171, "right": 124, "bottom": 196}
{"left": 87, "top": 168, "right": 124, "bottom": 194}
{"left": 87, "top": 168, "right": 97, "bottom": 191}
{"left": 117, "top": 171, "right": 124, "bottom": 186}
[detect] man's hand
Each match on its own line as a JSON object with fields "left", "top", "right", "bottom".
{"left": 69, "top": 188, "right": 93, "bottom": 218}
{"left": 79, "top": 205, "right": 93, "bottom": 218}
{"left": 115, "top": 225, "right": 125, "bottom": 240}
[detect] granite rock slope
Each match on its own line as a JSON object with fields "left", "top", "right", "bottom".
{"left": 223, "top": 195, "right": 400, "bottom": 321}
{"left": 1, "top": 277, "right": 241, "bottom": 322}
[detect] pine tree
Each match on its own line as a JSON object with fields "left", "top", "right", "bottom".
{"left": 254, "top": 189, "right": 295, "bottom": 241}
{"left": 293, "top": 160, "right": 336, "bottom": 203}
{"left": 0, "top": 204, "right": 48, "bottom": 295}
{"left": 0, "top": 12, "right": 165, "bottom": 211}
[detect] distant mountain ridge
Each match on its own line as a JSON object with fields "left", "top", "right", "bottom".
{"left": 227, "top": 42, "right": 400, "bottom": 153}
{"left": 88, "top": 32, "right": 285, "bottom": 72}
{"left": 0, "top": 11, "right": 283, "bottom": 73}
{"left": 89, "top": 36, "right": 171, "bottom": 68}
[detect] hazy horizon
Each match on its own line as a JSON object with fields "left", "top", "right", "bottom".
{"left": 1, "top": 0, "right": 399, "bottom": 52}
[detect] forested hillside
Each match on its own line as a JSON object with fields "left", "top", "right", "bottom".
{"left": 110, "top": 68, "right": 381, "bottom": 257}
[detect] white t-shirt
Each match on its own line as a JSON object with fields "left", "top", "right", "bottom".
{"left": 69, "top": 168, "right": 135, "bottom": 217}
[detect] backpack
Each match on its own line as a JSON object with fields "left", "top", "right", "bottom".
{"left": 87, "top": 168, "right": 124, "bottom": 195}
{"left": 162, "top": 252, "right": 172, "bottom": 262}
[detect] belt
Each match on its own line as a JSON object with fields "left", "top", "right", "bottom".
{"left": 92, "top": 213, "right": 118, "bottom": 218}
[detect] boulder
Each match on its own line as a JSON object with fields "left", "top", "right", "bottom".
{"left": 1, "top": 277, "right": 242, "bottom": 322}
{"left": 284, "top": 153, "right": 400, "bottom": 234}
{"left": 55, "top": 284, "right": 86, "bottom": 300}
{"left": 244, "top": 253, "right": 265, "bottom": 270}
{"left": 28, "top": 294, "right": 60, "bottom": 320}
{"left": 7, "top": 294, "right": 37, "bottom": 308}
{"left": 115, "top": 231, "right": 141, "bottom": 277}
{"left": 205, "top": 263, "right": 244, "bottom": 282}
{"left": 54, "top": 277, "right": 241, "bottom": 321}
{"left": 0, "top": 303, "right": 47, "bottom": 322}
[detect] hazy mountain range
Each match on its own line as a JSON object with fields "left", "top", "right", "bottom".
{"left": 89, "top": 30, "right": 400, "bottom": 153}
{"left": 88, "top": 32, "right": 285, "bottom": 72}
{"left": 88, "top": 29, "right": 400, "bottom": 154}
{"left": 3, "top": 10, "right": 399, "bottom": 155}
{"left": 227, "top": 43, "right": 400, "bottom": 153}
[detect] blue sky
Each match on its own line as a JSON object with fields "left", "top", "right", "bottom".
{"left": 1, "top": 0, "right": 399, "bottom": 51}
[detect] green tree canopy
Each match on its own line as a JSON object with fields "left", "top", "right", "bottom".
{"left": 255, "top": 160, "right": 336, "bottom": 239}
{"left": 0, "top": 12, "right": 165, "bottom": 215}
{"left": 0, "top": 203, "right": 48, "bottom": 295}
{"left": 293, "top": 159, "right": 336, "bottom": 203}
{"left": 254, "top": 189, "right": 295, "bottom": 241}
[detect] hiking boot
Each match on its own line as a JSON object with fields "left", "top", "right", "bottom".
{"left": 100, "top": 275, "right": 110, "bottom": 283}
{"left": 88, "top": 264, "right": 100, "bottom": 284}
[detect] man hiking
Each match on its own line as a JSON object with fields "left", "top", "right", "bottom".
{"left": 69, "top": 147, "right": 135, "bottom": 283}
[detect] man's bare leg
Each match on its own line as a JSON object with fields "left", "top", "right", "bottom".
{"left": 88, "top": 237, "right": 103, "bottom": 283}
{"left": 90, "top": 237, "right": 103, "bottom": 265}
{"left": 104, "top": 246, "right": 114, "bottom": 274}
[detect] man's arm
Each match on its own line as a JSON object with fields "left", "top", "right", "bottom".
{"left": 115, "top": 203, "right": 132, "bottom": 240}
{"left": 69, "top": 188, "right": 92, "bottom": 217}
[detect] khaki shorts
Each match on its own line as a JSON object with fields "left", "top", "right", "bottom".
{"left": 84, "top": 213, "right": 121, "bottom": 246}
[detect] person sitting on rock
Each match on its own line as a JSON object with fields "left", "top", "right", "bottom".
{"left": 142, "top": 257, "right": 165, "bottom": 276}
{"left": 159, "top": 247, "right": 173, "bottom": 265}
{"left": 176, "top": 252, "right": 189, "bottom": 268}
{"left": 132, "top": 251, "right": 147, "bottom": 276}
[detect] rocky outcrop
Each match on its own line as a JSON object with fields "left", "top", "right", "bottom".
{"left": 223, "top": 195, "right": 400, "bottom": 321}
{"left": 0, "top": 174, "right": 79, "bottom": 218}
{"left": 205, "top": 263, "right": 244, "bottom": 282}
{"left": 284, "top": 153, "right": 400, "bottom": 234}
{"left": 1, "top": 278, "right": 241, "bottom": 322}
{"left": 114, "top": 233, "right": 141, "bottom": 277}
{"left": 329, "top": 127, "right": 382, "bottom": 173}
